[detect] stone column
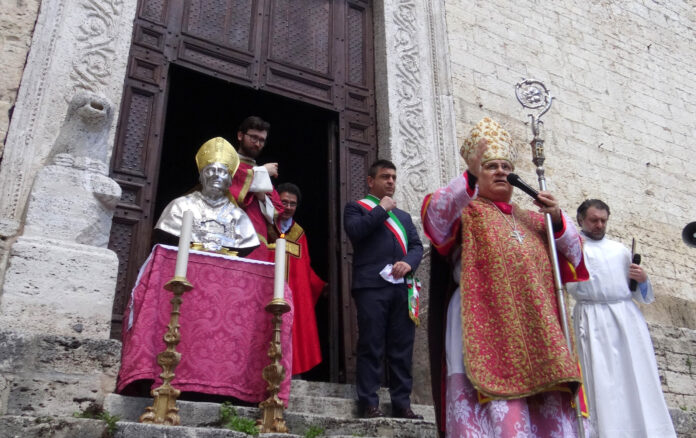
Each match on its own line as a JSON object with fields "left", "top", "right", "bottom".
{"left": 0, "top": 0, "right": 138, "bottom": 418}
{"left": 0, "top": 0, "right": 138, "bottom": 265}
{"left": 373, "top": 0, "right": 458, "bottom": 404}
{"left": 0, "top": 92, "right": 122, "bottom": 339}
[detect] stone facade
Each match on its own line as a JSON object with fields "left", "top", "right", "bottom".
{"left": 0, "top": 0, "right": 694, "bottom": 433}
{"left": 0, "top": 0, "right": 41, "bottom": 159}
{"left": 651, "top": 323, "right": 696, "bottom": 414}
{"left": 0, "top": 0, "right": 42, "bottom": 292}
{"left": 0, "top": 0, "right": 138, "bottom": 421}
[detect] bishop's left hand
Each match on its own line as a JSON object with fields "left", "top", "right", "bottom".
{"left": 534, "top": 191, "right": 562, "bottom": 225}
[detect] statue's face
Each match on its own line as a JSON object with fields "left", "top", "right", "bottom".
{"left": 200, "top": 163, "right": 231, "bottom": 198}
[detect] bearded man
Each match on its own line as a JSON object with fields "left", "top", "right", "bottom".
{"left": 567, "top": 199, "right": 676, "bottom": 438}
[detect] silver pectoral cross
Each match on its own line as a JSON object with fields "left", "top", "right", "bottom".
{"left": 511, "top": 230, "right": 525, "bottom": 243}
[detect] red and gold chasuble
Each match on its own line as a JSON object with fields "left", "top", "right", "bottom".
{"left": 284, "top": 221, "right": 327, "bottom": 375}
{"left": 460, "top": 199, "right": 581, "bottom": 399}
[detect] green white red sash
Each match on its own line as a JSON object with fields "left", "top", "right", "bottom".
{"left": 356, "top": 194, "right": 419, "bottom": 325}
{"left": 406, "top": 276, "right": 421, "bottom": 326}
{"left": 356, "top": 194, "right": 408, "bottom": 254}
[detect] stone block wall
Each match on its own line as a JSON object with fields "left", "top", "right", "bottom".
{"left": 0, "top": 331, "right": 121, "bottom": 417}
{"left": 651, "top": 323, "right": 696, "bottom": 412}
{"left": 444, "top": 0, "right": 696, "bottom": 328}
{"left": 0, "top": 0, "right": 41, "bottom": 157}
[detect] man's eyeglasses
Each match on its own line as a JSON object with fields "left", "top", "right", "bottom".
{"left": 244, "top": 133, "right": 266, "bottom": 145}
{"left": 281, "top": 201, "right": 298, "bottom": 208}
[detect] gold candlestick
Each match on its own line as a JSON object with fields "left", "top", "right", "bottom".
{"left": 139, "top": 276, "right": 193, "bottom": 425}
{"left": 257, "top": 297, "right": 291, "bottom": 433}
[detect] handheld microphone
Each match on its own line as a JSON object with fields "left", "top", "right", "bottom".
{"left": 629, "top": 253, "right": 642, "bottom": 291}
{"left": 507, "top": 173, "right": 540, "bottom": 200}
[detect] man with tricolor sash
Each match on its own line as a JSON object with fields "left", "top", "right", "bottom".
{"left": 343, "top": 159, "right": 424, "bottom": 420}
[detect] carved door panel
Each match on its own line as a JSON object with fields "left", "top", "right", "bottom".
{"left": 108, "top": 0, "right": 175, "bottom": 337}
{"left": 335, "top": 1, "right": 376, "bottom": 382}
{"left": 109, "top": 0, "right": 375, "bottom": 382}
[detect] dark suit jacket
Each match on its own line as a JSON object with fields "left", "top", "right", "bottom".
{"left": 344, "top": 200, "right": 424, "bottom": 290}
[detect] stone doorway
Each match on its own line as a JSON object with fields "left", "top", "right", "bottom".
{"left": 108, "top": 0, "right": 377, "bottom": 385}
{"left": 154, "top": 64, "right": 339, "bottom": 382}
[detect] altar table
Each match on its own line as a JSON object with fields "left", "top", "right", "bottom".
{"left": 116, "top": 244, "right": 293, "bottom": 404}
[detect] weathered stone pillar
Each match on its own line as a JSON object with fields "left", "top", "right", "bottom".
{"left": 0, "top": 0, "right": 137, "bottom": 265}
{"left": 0, "top": 92, "right": 121, "bottom": 338}
{"left": 0, "top": 0, "right": 138, "bottom": 418}
{"left": 373, "top": 0, "right": 458, "bottom": 404}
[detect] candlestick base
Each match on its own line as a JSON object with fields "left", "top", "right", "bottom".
{"left": 164, "top": 277, "right": 193, "bottom": 291}
{"left": 257, "top": 297, "right": 291, "bottom": 433}
{"left": 140, "top": 277, "right": 193, "bottom": 425}
{"left": 266, "top": 297, "right": 291, "bottom": 313}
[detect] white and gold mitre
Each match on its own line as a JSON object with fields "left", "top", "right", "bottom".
{"left": 195, "top": 137, "right": 240, "bottom": 175}
{"left": 460, "top": 117, "right": 515, "bottom": 167}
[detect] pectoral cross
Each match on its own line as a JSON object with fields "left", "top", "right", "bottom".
{"left": 511, "top": 230, "right": 525, "bottom": 243}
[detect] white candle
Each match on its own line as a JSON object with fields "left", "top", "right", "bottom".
{"left": 174, "top": 210, "right": 193, "bottom": 278}
{"left": 273, "top": 237, "right": 286, "bottom": 300}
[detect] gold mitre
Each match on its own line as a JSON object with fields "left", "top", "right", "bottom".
{"left": 460, "top": 117, "right": 515, "bottom": 168}
{"left": 195, "top": 137, "right": 240, "bottom": 175}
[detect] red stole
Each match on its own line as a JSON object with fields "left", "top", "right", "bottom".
{"left": 229, "top": 159, "right": 284, "bottom": 261}
{"left": 460, "top": 199, "right": 581, "bottom": 399}
{"left": 285, "top": 221, "right": 327, "bottom": 374}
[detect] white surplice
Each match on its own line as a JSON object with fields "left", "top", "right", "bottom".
{"left": 567, "top": 234, "right": 676, "bottom": 438}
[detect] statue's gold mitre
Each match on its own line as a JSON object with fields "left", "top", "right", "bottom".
{"left": 460, "top": 117, "right": 515, "bottom": 168}
{"left": 195, "top": 137, "right": 240, "bottom": 175}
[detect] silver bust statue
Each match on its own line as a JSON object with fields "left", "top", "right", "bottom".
{"left": 155, "top": 137, "right": 260, "bottom": 255}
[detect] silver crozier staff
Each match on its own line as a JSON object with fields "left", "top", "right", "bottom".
{"left": 514, "top": 78, "right": 586, "bottom": 438}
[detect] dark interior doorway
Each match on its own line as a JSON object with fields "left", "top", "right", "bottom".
{"left": 155, "top": 64, "right": 337, "bottom": 381}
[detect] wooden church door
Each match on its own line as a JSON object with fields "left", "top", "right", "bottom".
{"left": 109, "top": 0, "right": 376, "bottom": 382}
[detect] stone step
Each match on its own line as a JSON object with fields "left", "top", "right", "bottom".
{"left": 288, "top": 379, "right": 372, "bottom": 399}
{"left": 290, "top": 379, "right": 433, "bottom": 421}
{"left": 114, "top": 422, "right": 272, "bottom": 437}
{"left": 106, "top": 379, "right": 435, "bottom": 421}
{"left": 111, "top": 416, "right": 435, "bottom": 438}
{"left": 0, "top": 415, "right": 109, "bottom": 438}
{"left": 114, "top": 422, "right": 392, "bottom": 438}
{"left": 105, "top": 394, "right": 438, "bottom": 437}
{"left": 288, "top": 394, "right": 435, "bottom": 422}
{"left": 105, "top": 392, "right": 435, "bottom": 422}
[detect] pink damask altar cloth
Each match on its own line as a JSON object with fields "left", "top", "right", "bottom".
{"left": 116, "top": 244, "right": 293, "bottom": 404}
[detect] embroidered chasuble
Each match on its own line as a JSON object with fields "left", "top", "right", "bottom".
{"left": 459, "top": 199, "right": 581, "bottom": 398}
{"left": 284, "top": 221, "right": 327, "bottom": 375}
